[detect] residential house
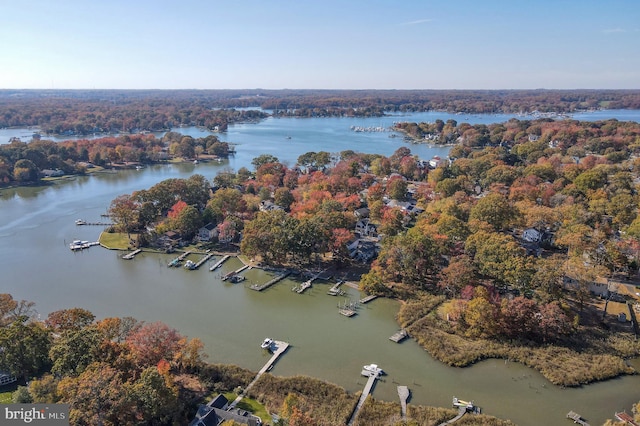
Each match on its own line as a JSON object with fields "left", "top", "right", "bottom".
{"left": 522, "top": 228, "right": 542, "bottom": 243}
{"left": 428, "top": 156, "right": 445, "bottom": 169}
{"left": 355, "top": 218, "right": 378, "bottom": 238}
{"left": 157, "top": 231, "right": 182, "bottom": 248}
{"left": 563, "top": 275, "right": 610, "bottom": 297}
{"left": 198, "top": 223, "right": 218, "bottom": 242}
{"left": 347, "top": 239, "right": 379, "bottom": 263}
{"left": 190, "top": 394, "right": 261, "bottom": 426}
{"left": 41, "top": 169, "right": 64, "bottom": 177}
{"left": 259, "top": 200, "right": 284, "bottom": 212}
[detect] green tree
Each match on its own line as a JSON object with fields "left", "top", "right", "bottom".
{"left": 108, "top": 194, "right": 139, "bottom": 236}
{"left": 49, "top": 327, "right": 102, "bottom": 377}
{"left": 130, "top": 366, "right": 179, "bottom": 425}
{"left": 251, "top": 154, "right": 279, "bottom": 170}
{"left": 469, "top": 192, "right": 518, "bottom": 231}
{"left": 0, "top": 317, "right": 51, "bottom": 380}
{"left": 174, "top": 204, "right": 202, "bottom": 238}
{"left": 13, "top": 159, "right": 39, "bottom": 182}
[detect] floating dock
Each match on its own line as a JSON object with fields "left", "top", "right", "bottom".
{"left": 359, "top": 294, "right": 378, "bottom": 304}
{"left": 250, "top": 270, "right": 291, "bottom": 291}
{"left": 209, "top": 254, "right": 230, "bottom": 271}
{"left": 389, "top": 329, "right": 409, "bottom": 343}
{"left": 122, "top": 249, "right": 142, "bottom": 260}
{"left": 567, "top": 411, "right": 590, "bottom": 426}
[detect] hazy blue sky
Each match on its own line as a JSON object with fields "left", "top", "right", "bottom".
{"left": 1, "top": 0, "right": 639, "bottom": 90}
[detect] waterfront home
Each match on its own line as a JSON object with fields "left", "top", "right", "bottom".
{"left": 41, "top": 169, "right": 64, "bottom": 177}
{"left": 157, "top": 231, "right": 182, "bottom": 248}
{"left": 347, "top": 238, "right": 379, "bottom": 263}
{"left": 198, "top": 223, "right": 218, "bottom": 242}
{"left": 190, "top": 394, "right": 261, "bottom": 426}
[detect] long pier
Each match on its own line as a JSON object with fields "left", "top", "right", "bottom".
{"left": 191, "top": 253, "right": 214, "bottom": 269}
{"left": 347, "top": 367, "right": 382, "bottom": 426}
{"left": 250, "top": 270, "right": 291, "bottom": 291}
{"left": 228, "top": 340, "right": 290, "bottom": 410}
{"left": 122, "top": 249, "right": 142, "bottom": 260}
{"left": 209, "top": 254, "right": 230, "bottom": 271}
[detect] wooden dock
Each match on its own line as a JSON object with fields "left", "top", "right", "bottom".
{"left": 615, "top": 411, "right": 639, "bottom": 426}
{"left": 69, "top": 241, "right": 100, "bottom": 251}
{"left": 222, "top": 265, "right": 249, "bottom": 281}
{"left": 168, "top": 251, "right": 191, "bottom": 267}
{"left": 389, "top": 329, "right": 409, "bottom": 343}
{"left": 122, "top": 249, "right": 142, "bottom": 260}
{"left": 567, "top": 411, "right": 590, "bottom": 426}
{"left": 75, "top": 220, "right": 113, "bottom": 226}
{"left": 191, "top": 253, "right": 214, "bottom": 269}
{"left": 438, "top": 407, "right": 467, "bottom": 426}
{"left": 347, "top": 366, "right": 382, "bottom": 426}
{"left": 209, "top": 254, "right": 230, "bottom": 271}
{"left": 228, "top": 340, "right": 290, "bottom": 410}
{"left": 327, "top": 281, "right": 346, "bottom": 296}
{"left": 250, "top": 270, "right": 291, "bottom": 291}
{"left": 397, "top": 386, "right": 410, "bottom": 421}
{"left": 359, "top": 294, "right": 378, "bottom": 304}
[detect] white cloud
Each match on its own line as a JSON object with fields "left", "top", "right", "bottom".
{"left": 401, "top": 19, "right": 433, "bottom": 26}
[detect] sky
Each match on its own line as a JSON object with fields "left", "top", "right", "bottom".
{"left": 1, "top": 0, "right": 639, "bottom": 90}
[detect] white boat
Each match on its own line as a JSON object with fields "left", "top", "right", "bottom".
{"left": 260, "top": 338, "right": 273, "bottom": 349}
{"left": 184, "top": 260, "right": 196, "bottom": 269}
{"left": 363, "top": 363, "right": 384, "bottom": 375}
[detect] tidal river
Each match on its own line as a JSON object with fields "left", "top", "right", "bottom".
{"left": 2, "top": 112, "right": 640, "bottom": 425}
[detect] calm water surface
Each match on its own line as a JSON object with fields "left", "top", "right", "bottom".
{"left": 2, "top": 112, "right": 640, "bottom": 425}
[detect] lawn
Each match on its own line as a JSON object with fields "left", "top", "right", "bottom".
{"left": 222, "top": 392, "right": 270, "bottom": 423}
{"left": 0, "top": 384, "right": 17, "bottom": 404}
{"left": 99, "top": 231, "right": 135, "bottom": 250}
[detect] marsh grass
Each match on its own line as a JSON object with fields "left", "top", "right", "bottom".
{"left": 399, "top": 293, "right": 638, "bottom": 386}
